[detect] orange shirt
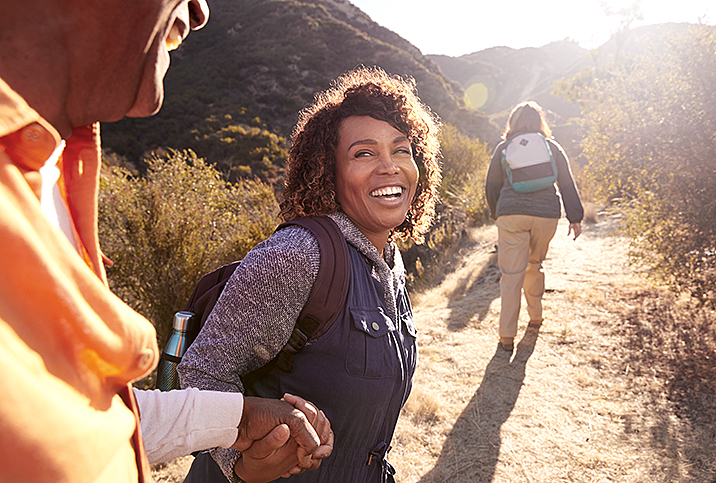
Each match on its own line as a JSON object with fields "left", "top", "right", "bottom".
{"left": 0, "top": 77, "right": 158, "bottom": 482}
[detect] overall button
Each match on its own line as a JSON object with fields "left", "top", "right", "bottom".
{"left": 371, "top": 322, "right": 380, "bottom": 331}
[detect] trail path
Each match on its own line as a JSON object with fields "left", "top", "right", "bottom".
{"left": 152, "top": 215, "right": 715, "bottom": 482}
{"left": 391, "top": 215, "right": 712, "bottom": 482}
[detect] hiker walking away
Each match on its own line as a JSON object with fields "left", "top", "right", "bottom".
{"left": 178, "top": 65, "right": 443, "bottom": 483}
{"left": 485, "top": 101, "right": 584, "bottom": 352}
{"left": 0, "top": 0, "right": 332, "bottom": 481}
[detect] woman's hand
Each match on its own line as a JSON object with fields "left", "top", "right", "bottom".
{"left": 232, "top": 394, "right": 334, "bottom": 482}
{"left": 282, "top": 393, "right": 334, "bottom": 470}
{"left": 234, "top": 424, "right": 300, "bottom": 482}
{"left": 568, "top": 222, "right": 582, "bottom": 240}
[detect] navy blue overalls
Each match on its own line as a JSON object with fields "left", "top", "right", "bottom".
{"left": 185, "top": 241, "right": 418, "bottom": 482}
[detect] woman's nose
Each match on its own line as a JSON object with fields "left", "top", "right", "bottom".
{"left": 377, "top": 153, "right": 400, "bottom": 174}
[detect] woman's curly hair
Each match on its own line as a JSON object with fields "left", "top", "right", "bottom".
{"left": 280, "top": 66, "right": 442, "bottom": 244}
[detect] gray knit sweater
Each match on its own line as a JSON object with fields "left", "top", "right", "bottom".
{"left": 177, "top": 212, "right": 406, "bottom": 482}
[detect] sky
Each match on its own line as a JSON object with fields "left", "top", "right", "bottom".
{"left": 348, "top": 0, "right": 715, "bottom": 57}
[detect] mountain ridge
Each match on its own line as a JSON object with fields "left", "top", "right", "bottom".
{"left": 101, "top": 0, "right": 497, "bottom": 162}
{"left": 101, "top": 0, "right": 704, "bottom": 176}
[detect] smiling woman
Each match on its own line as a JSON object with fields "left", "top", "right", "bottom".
{"left": 177, "top": 66, "right": 443, "bottom": 483}
{"left": 282, "top": 66, "right": 442, "bottom": 244}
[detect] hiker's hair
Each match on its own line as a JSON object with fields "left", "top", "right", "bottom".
{"left": 503, "top": 101, "right": 552, "bottom": 140}
{"left": 280, "top": 65, "right": 442, "bottom": 244}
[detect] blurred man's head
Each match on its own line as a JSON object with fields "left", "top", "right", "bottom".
{"left": 0, "top": 0, "right": 209, "bottom": 136}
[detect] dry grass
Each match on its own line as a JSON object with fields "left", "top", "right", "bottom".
{"left": 152, "top": 213, "right": 716, "bottom": 483}
{"left": 392, "top": 214, "right": 716, "bottom": 483}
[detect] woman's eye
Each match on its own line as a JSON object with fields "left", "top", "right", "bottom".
{"left": 354, "top": 150, "right": 372, "bottom": 158}
{"left": 395, "top": 147, "right": 412, "bottom": 156}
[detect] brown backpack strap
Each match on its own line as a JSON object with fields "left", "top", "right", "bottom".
{"left": 242, "top": 216, "right": 350, "bottom": 387}
{"left": 284, "top": 216, "right": 350, "bottom": 340}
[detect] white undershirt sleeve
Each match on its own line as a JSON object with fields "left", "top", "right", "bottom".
{"left": 133, "top": 387, "right": 244, "bottom": 464}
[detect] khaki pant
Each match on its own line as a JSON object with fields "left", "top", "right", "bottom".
{"left": 496, "top": 215, "right": 559, "bottom": 338}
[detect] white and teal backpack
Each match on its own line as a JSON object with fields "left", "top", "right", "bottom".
{"left": 501, "top": 132, "right": 558, "bottom": 193}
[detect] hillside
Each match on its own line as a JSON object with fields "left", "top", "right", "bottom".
{"left": 100, "top": 5, "right": 706, "bottom": 181}
{"left": 430, "top": 22, "right": 698, "bottom": 118}
{"left": 430, "top": 40, "right": 589, "bottom": 118}
{"left": 101, "top": 0, "right": 498, "bottom": 162}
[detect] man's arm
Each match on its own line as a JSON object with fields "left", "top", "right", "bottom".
{"left": 134, "top": 389, "right": 333, "bottom": 471}
{"left": 134, "top": 387, "right": 244, "bottom": 464}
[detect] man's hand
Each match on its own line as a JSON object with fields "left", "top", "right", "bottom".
{"left": 231, "top": 394, "right": 333, "bottom": 482}
{"left": 234, "top": 424, "right": 297, "bottom": 483}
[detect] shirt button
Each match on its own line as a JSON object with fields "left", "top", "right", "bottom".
{"left": 371, "top": 322, "right": 380, "bottom": 331}
{"left": 23, "top": 128, "right": 41, "bottom": 142}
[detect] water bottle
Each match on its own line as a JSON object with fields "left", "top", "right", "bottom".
{"left": 155, "top": 311, "right": 195, "bottom": 391}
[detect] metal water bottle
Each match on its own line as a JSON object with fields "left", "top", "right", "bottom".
{"left": 155, "top": 311, "right": 195, "bottom": 391}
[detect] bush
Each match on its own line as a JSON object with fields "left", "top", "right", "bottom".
{"left": 439, "top": 123, "right": 492, "bottom": 224}
{"left": 556, "top": 25, "right": 716, "bottom": 306}
{"left": 98, "top": 149, "right": 280, "bottom": 343}
{"left": 190, "top": 115, "right": 288, "bottom": 185}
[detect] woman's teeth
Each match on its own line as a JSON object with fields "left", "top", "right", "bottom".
{"left": 371, "top": 186, "right": 403, "bottom": 198}
{"left": 165, "top": 24, "right": 183, "bottom": 51}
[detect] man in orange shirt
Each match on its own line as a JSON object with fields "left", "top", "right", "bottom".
{"left": 0, "top": 1, "right": 332, "bottom": 482}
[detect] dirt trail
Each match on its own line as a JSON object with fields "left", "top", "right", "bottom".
{"left": 152, "top": 215, "right": 715, "bottom": 482}
{"left": 391, "top": 215, "right": 714, "bottom": 483}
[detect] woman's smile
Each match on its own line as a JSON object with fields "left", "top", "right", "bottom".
{"left": 335, "top": 116, "right": 419, "bottom": 251}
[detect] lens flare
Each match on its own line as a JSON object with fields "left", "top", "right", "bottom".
{"left": 464, "top": 82, "right": 489, "bottom": 110}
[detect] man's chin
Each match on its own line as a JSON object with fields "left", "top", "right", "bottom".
{"left": 126, "top": 103, "right": 163, "bottom": 118}
{"left": 125, "top": 91, "right": 164, "bottom": 118}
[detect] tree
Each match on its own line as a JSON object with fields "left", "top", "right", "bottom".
{"left": 556, "top": 25, "right": 716, "bottom": 306}
{"left": 98, "top": 149, "right": 280, "bottom": 342}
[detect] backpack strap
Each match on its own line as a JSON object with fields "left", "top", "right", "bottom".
{"left": 241, "top": 215, "right": 350, "bottom": 388}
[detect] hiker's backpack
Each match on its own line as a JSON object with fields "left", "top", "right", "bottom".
{"left": 501, "top": 132, "right": 558, "bottom": 193}
{"left": 155, "top": 216, "right": 350, "bottom": 391}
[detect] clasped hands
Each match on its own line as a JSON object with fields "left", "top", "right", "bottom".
{"left": 232, "top": 393, "right": 334, "bottom": 482}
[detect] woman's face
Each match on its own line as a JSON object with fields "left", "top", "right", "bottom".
{"left": 335, "top": 115, "right": 419, "bottom": 250}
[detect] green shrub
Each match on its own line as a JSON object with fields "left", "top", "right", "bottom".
{"left": 439, "top": 123, "right": 492, "bottom": 224}
{"left": 98, "top": 149, "right": 280, "bottom": 343}
{"left": 190, "top": 115, "right": 288, "bottom": 184}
